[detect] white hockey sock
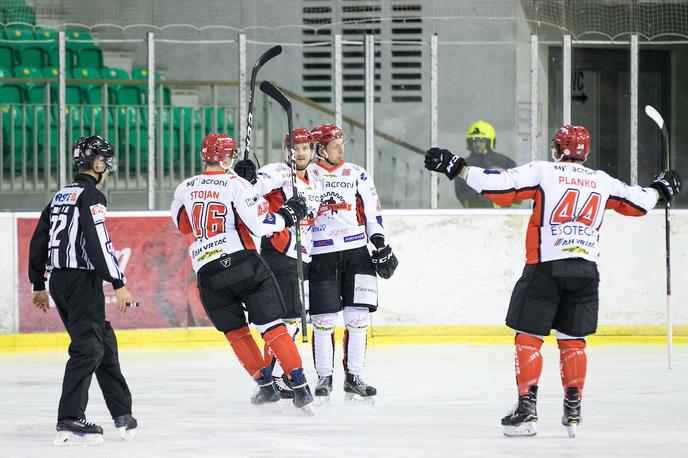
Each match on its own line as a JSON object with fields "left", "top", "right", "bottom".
{"left": 270, "top": 320, "right": 299, "bottom": 378}
{"left": 311, "top": 313, "right": 338, "bottom": 378}
{"left": 343, "top": 307, "right": 369, "bottom": 376}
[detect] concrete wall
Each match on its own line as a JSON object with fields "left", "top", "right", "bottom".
{"left": 2, "top": 209, "right": 686, "bottom": 333}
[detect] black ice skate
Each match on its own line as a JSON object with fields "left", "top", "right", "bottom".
{"left": 343, "top": 371, "right": 377, "bottom": 405}
{"left": 501, "top": 386, "right": 538, "bottom": 437}
{"left": 562, "top": 387, "right": 582, "bottom": 438}
{"left": 314, "top": 375, "right": 333, "bottom": 400}
{"left": 274, "top": 375, "right": 295, "bottom": 399}
{"left": 288, "top": 368, "right": 314, "bottom": 415}
{"left": 114, "top": 413, "right": 138, "bottom": 441}
{"left": 251, "top": 368, "right": 280, "bottom": 405}
{"left": 54, "top": 418, "right": 104, "bottom": 446}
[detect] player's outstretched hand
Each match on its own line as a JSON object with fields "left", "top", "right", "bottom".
{"left": 115, "top": 286, "right": 135, "bottom": 314}
{"left": 32, "top": 290, "right": 49, "bottom": 313}
{"left": 424, "top": 147, "right": 466, "bottom": 180}
{"left": 651, "top": 170, "right": 682, "bottom": 203}
{"left": 372, "top": 245, "right": 398, "bottom": 279}
{"left": 278, "top": 196, "right": 307, "bottom": 228}
{"left": 234, "top": 159, "right": 257, "bottom": 183}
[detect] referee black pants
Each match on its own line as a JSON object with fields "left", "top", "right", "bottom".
{"left": 49, "top": 269, "right": 132, "bottom": 421}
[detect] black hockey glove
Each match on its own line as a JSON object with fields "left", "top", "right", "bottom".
{"left": 277, "top": 196, "right": 307, "bottom": 228}
{"left": 234, "top": 159, "right": 257, "bottom": 183}
{"left": 371, "top": 245, "right": 398, "bottom": 279}
{"left": 424, "top": 147, "right": 466, "bottom": 180}
{"left": 650, "top": 170, "right": 682, "bottom": 203}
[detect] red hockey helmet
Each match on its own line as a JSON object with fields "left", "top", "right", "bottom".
{"left": 284, "top": 128, "right": 314, "bottom": 146}
{"left": 200, "top": 133, "right": 238, "bottom": 164}
{"left": 551, "top": 125, "right": 590, "bottom": 161}
{"left": 310, "top": 123, "right": 343, "bottom": 146}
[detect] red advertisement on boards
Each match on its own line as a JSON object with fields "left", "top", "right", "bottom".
{"left": 16, "top": 215, "right": 212, "bottom": 332}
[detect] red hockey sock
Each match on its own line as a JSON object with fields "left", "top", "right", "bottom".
{"left": 263, "top": 325, "right": 302, "bottom": 379}
{"left": 515, "top": 333, "right": 544, "bottom": 396}
{"left": 225, "top": 326, "right": 265, "bottom": 380}
{"left": 558, "top": 339, "right": 587, "bottom": 397}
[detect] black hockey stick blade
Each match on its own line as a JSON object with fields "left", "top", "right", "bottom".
{"left": 252, "top": 46, "right": 282, "bottom": 77}
{"left": 260, "top": 81, "right": 291, "bottom": 111}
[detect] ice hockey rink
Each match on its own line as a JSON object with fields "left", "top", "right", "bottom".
{"left": 2, "top": 343, "right": 687, "bottom": 457}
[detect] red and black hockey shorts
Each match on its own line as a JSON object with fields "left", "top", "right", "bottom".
{"left": 196, "top": 250, "right": 286, "bottom": 333}
{"left": 506, "top": 258, "right": 599, "bottom": 337}
{"left": 308, "top": 245, "right": 378, "bottom": 315}
{"left": 260, "top": 243, "right": 310, "bottom": 320}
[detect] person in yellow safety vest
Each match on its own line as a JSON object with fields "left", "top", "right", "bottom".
{"left": 454, "top": 120, "right": 517, "bottom": 208}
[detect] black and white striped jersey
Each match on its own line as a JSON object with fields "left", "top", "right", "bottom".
{"left": 28, "top": 174, "right": 126, "bottom": 291}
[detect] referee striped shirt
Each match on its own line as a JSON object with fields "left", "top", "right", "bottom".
{"left": 29, "top": 174, "right": 126, "bottom": 291}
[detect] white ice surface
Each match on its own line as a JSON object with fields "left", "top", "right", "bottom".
{"left": 1, "top": 344, "right": 687, "bottom": 457}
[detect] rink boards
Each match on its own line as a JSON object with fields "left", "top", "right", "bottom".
{"left": 1, "top": 209, "right": 687, "bottom": 351}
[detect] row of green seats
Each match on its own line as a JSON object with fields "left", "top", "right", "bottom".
{"left": 0, "top": 27, "right": 102, "bottom": 69}
{"left": 2, "top": 105, "right": 235, "bottom": 171}
{"left": 0, "top": 66, "right": 170, "bottom": 105}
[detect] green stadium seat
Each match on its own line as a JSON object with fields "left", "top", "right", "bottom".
{"left": 101, "top": 67, "right": 129, "bottom": 80}
{"left": 76, "top": 46, "right": 102, "bottom": 68}
{"left": 114, "top": 85, "right": 142, "bottom": 105}
{"left": 131, "top": 67, "right": 160, "bottom": 80}
{"left": 72, "top": 66, "right": 103, "bottom": 104}
{"left": 0, "top": 44, "right": 13, "bottom": 68}
{"left": 34, "top": 27, "right": 58, "bottom": 47}
{"left": 0, "top": 66, "right": 22, "bottom": 103}
{"left": 5, "top": 26, "right": 33, "bottom": 40}
{"left": 47, "top": 46, "right": 74, "bottom": 69}
{"left": 13, "top": 65, "right": 46, "bottom": 103}
{"left": 5, "top": 27, "right": 43, "bottom": 67}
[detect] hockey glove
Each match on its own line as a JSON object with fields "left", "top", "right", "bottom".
{"left": 371, "top": 245, "right": 398, "bottom": 279}
{"left": 424, "top": 147, "right": 466, "bottom": 180}
{"left": 277, "top": 196, "right": 307, "bottom": 228}
{"left": 234, "top": 159, "right": 257, "bottom": 183}
{"left": 650, "top": 170, "right": 682, "bottom": 203}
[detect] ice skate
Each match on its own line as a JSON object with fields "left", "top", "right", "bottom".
{"left": 53, "top": 418, "right": 104, "bottom": 447}
{"left": 562, "top": 387, "right": 582, "bottom": 438}
{"left": 274, "top": 375, "right": 295, "bottom": 400}
{"left": 251, "top": 368, "right": 281, "bottom": 406}
{"left": 314, "top": 375, "right": 333, "bottom": 404}
{"left": 288, "top": 368, "right": 315, "bottom": 415}
{"left": 114, "top": 414, "right": 137, "bottom": 441}
{"left": 502, "top": 386, "right": 538, "bottom": 437}
{"left": 343, "top": 371, "right": 376, "bottom": 405}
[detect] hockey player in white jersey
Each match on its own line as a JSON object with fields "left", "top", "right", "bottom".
{"left": 233, "top": 128, "right": 322, "bottom": 399}
{"left": 424, "top": 124, "right": 681, "bottom": 437}
{"left": 306, "top": 123, "right": 398, "bottom": 402}
{"left": 170, "top": 133, "right": 314, "bottom": 412}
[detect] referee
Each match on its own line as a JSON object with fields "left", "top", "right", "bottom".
{"left": 29, "top": 135, "right": 138, "bottom": 446}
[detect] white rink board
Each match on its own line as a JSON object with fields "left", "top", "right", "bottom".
{"left": 2, "top": 210, "right": 687, "bottom": 333}
{"left": 377, "top": 209, "right": 688, "bottom": 327}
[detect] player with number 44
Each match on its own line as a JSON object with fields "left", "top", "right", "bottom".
{"left": 424, "top": 124, "right": 681, "bottom": 438}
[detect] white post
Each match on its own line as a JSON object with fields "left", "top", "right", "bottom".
{"left": 364, "top": 34, "right": 375, "bottom": 176}
{"left": 58, "top": 31, "right": 66, "bottom": 188}
{"left": 563, "top": 34, "right": 572, "bottom": 125}
{"left": 334, "top": 33, "right": 343, "bottom": 127}
{"left": 530, "top": 33, "right": 539, "bottom": 162}
{"left": 147, "top": 32, "right": 156, "bottom": 210}
{"left": 238, "top": 33, "right": 247, "bottom": 151}
{"left": 630, "top": 34, "right": 638, "bottom": 185}
{"left": 430, "top": 34, "right": 439, "bottom": 209}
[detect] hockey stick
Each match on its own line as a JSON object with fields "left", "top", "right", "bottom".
{"left": 259, "top": 80, "right": 309, "bottom": 343}
{"left": 243, "top": 45, "right": 282, "bottom": 161}
{"left": 644, "top": 104, "right": 672, "bottom": 369}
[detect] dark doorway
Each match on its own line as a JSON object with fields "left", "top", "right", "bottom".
{"left": 548, "top": 47, "right": 670, "bottom": 184}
